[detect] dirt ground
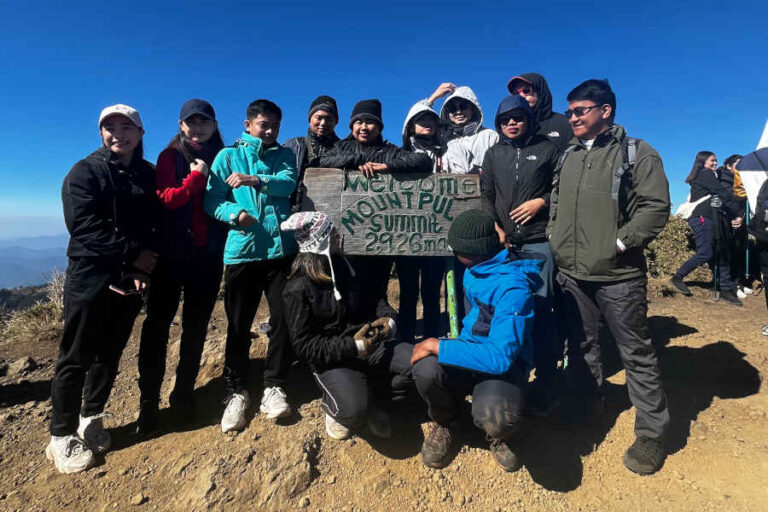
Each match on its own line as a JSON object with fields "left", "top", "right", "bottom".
{"left": 0, "top": 278, "right": 766, "bottom": 512}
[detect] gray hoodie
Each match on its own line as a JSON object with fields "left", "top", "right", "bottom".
{"left": 438, "top": 86, "right": 499, "bottom": 174}
{"left": 401, "top": 100, "right": 471, "bottom": 174}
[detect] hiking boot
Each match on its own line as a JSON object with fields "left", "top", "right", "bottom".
{"left": 77, "top": 414, "right": 111, "bottom": 454}
{"left": 221, "top": 391, "right": 250, "bottom": 433}
{"left": 134, "top": 405, "right": 160, "bottom": 437}
{"left": 525, "top": 388, "right": 560, "bottom": 417}
{"left": 669, "top": 277, "right": 692, "bottom": 296}
{"left": 366, "top": 408, "right": 392, "bottom": 438}
{"left": 260, "top": 386, "right": 291, "bottom": 420}
{"left": 325, "top": 413, "right": 351, "bottom": 440}
{"left": 421, "top": 422, "right": 455, "bottom": 469}
{"left": 489, "top": 438, "right": 522, "bottom": 473}
{"left": 46, "top": 435, "right": 94, "bottom": 474}
{"left": 720, "top": 289, "right": 743, "bottom": 306}
{"left": 623, "top": 436, "right": 666, "bottom": 475}
{"left": 169, "top": 392, "right": 194, "bottom": 427}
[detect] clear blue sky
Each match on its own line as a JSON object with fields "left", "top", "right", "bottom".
{"left": 1, "top": 0, "right": 766, "bottom": 238}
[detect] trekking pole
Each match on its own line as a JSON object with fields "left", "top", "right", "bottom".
{"left": 745, "top": 199, "right": 750, "bottom": 281}
{"left": 713, "top": 264, "right": 718, "bottom": 300}
{"left": 446, "top": 257, "right": 459, "bottom": 337}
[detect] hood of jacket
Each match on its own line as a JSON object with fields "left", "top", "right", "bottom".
{"left": 510, "top": 73, "right": 554, "bottom": 122}
{"left": 440, "top": 86, "right": 484, "bottom": 133}
{"left": 494, "top": 95, "right": 539, "bottom": 145}
{"left": 468, "top": 248, "right": 543, "bottom": 288}
{"left": 401, "top": 100, "right": 442, "bottom": 147}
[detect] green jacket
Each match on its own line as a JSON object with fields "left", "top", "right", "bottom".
{"left": 548, "top": 125, "right": 670, "bottom": 282}
{"left": 204, "top": 132, "right": 297, "bottom": 264}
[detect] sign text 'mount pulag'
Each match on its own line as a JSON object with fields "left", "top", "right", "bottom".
{"left": 302, "top": 168, "right": 482, "bottom": 256}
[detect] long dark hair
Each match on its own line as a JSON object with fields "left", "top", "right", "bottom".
{"left": 288, "top": 253, "right": 332, "bottom": 284}
{"left": 724, "top": 154, "right": 743, "bottom": 169}
{"left": 685, "top": 151, "right": 715, "bottom": 184}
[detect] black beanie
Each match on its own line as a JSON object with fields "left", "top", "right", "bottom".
{"left": 448, "top": 210, "right": 502, "bottom": 256}
{"left": 349, "top": 99, "right": 383, "bottom": 129}
{"left": 308, "top": 95, "right": 339, "bottom": 122}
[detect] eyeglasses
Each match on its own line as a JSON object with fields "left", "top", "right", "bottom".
{"left": 514, "top": 86, "right": 533, "bottom": 96}
{"left": 448, "top": 100, "right": 472, "bottom": 112}
{"left": 499, "top": 114, "right": 527, "bottom": 125}
{"left": 564, "top": 105, "right": 604, "bottom": 118}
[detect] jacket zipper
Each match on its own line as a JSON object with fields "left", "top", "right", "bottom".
{"left": 573, "top": 151, "right": 589, "bottom": 272}
{"left": 515, "top": 147, "right": 521, "bottom": 237}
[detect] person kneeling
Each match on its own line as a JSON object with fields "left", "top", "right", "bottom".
{"left": 410, "top": 210, "right": 541, "bottom": 472}
{"left": 282, "top": 212, "right": 411, "bottom": 440}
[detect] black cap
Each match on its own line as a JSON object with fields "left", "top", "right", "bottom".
{"left": 308, "top": 95, "right": 339, "bottom": 122}
{"left": 180, "top": 99, "right": 216, "bottom": 121}
{"left": 349, "top": 99, "right": 383, "bottom": 130}
{"left": 448, "top": 210, "right": 502, "bottom": 257}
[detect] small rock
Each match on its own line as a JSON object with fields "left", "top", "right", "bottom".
{"left": 327, "top": 475, "right": 337, "bottom": 484}
{"left": 131, "top": 493, "right": 146, "bottom": 506}
{"left": 8, "top": 357, "right": 37, "bottom": 376}
{"left": 94, "top": 469, "right": 108, "bottom": 479}
{"left": 298, "top": 496, "right": 310, "bottom": 508}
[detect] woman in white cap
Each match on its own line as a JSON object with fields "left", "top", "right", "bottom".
{"left": 46, "top": 104, "right": 160, "bottom": 474}
{"left": 281, "top": 211, "right": 412, "bottom": 440}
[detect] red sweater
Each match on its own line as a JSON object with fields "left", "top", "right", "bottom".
{"left": 155, "top": 147, "right": 209, "bottom": 247}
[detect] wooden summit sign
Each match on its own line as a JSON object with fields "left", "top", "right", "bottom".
{"left": 302, "top": 168, "right": 482, "bottom": 256}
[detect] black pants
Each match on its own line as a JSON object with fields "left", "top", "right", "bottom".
{"left": 396, "top": 257, "right": 445, "bottom": 342}
{"left": 756, "top": 241, "right": 768, "bottom": 310}
{"left": 138, "top": 248, "right": 223, "bottom": 406}
{"left": 223, "top": 258, "right": 293, "bottom": 395}
{"left": 50, "top": 280, "right": 142, "bottom": 436}
{"left": 313, "top": 341, "right": 413, "bottom": 428}
{"left": 412, "top": 354, "right": 526, "bottom": 441}
{"left": 558, "top": 273, "right": 669, "bottom": 440}
{"left": 347, "top": 255, "right": 393, "bottom": 319}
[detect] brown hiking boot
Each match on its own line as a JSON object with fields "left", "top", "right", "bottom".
{"left": 489, "top": 437, "right": 522, "bottom": 472}
{"left": 421, "top": 422, "right": 455, "bottom": 469}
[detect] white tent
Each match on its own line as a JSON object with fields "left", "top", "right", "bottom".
{"left": 739, "top": 120, "right": 768, "bottom": 216}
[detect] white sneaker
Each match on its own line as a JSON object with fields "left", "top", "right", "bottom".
{"left": 260, "top": 386, "right": 291, "bottom": 419}
{"left": 367, "top": 408, "right": 392, "bottom": 439}
{"left": 744, "top": 286, "right": 754, "bottom": 295}
{"left": 46, "top": 435, "right": 94, "bottom": 474}
{"left": 221, "top": 391, "right": 250, "bottom": 433}
{"left": 77, "top": 414, "right": 111, "bottom": 454}
{"left": 325, "top": 413, "right": 351, "bottom": 440}
{"left": 737, "top": 287, "right": 748, "bottom": 300}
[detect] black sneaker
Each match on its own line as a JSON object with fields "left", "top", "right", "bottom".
{"left": 720, "top": 288, "right": 743, "bottom": 306}
{"left": 134, "top": 405, "right": 159, "bottom": 437}
{"left": 623, "top": 437, "right": 665, "bottom": 475}
{"left": 669, "top": 277, "right": 692, "bottom": 296}
{"left": 421, "top": 423, "right": 455, "bottom": 469}
{"left": 489, "top": 438, "right": 521, "bottom": 472}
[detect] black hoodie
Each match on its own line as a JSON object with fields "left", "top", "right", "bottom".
{"left": 510, "top": 73, "right": 573, "bottom": 152}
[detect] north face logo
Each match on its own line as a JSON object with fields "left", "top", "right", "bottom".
{"left": 547, "top": 131, "right": 560, "bottom": 137}
{"left": 526, "top": 155, "right": 537, "bottom": 161}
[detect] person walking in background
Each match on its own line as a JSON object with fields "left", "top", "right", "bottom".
{"left": 135, "top": 99, "right": 227, "bottom": 435}
{"left": 748, "top": 177, "right": 768, "bottom": 334}
{"left": 204, "top": 99, "right": 298, "bottom": 432}
{"left": 48, "top": 104, "right": 160, "bottom": 473}
{"left": 285, "top": 95, "right": 341, "bottom": 212}
{"left": 548, "top": 79, "right": 671, "bottom": 475}
{"left": 481, "top": 94, "right": 561, "bottom": 416}
{"left": 670, "top": 151, "right": 744, "bottom": 305}
{"left": 717, "top": 154, "right": 753, "bottom": 297}
{"left": 506, "top": 73, "right": 573, "bottom": 151}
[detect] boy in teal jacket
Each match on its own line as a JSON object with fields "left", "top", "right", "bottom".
{"left": 204, "top": 99, "right": 298, "bottom": 432}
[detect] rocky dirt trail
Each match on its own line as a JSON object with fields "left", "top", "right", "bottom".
{"left": 0, "top": 279, "right": 767, "bottom": 511}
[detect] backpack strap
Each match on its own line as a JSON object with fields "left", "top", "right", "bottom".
{"left": 611, "top": 137, "right": 637, "bottom": 201}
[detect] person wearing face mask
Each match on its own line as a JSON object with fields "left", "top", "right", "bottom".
{"left": 48, "top": 104, "right": 160, "bottom": 474}
{"left": 671, "top": 151, "right": 744, "bottom": 305}
{"left": 135, "top": 99, "right": 228, "bottom": 435}
{"left": 285, "top": 96, "right": 341, "bottom": 212}
{"left": 506, "top": 73, "right": 573, "bottom": 152}
{"left": 426, "top": 83, "right": 499, "bottom": 174}
{"left": 481, "top": 95, "right": 560, "bottom": 416}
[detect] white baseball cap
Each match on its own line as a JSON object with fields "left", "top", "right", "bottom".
{"left": 98, "top": 104, "right": 143, "bottom": 129}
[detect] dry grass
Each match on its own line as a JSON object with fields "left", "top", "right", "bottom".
{"left": 645, "top": 215, "right": 712, "bottom": 281}
{"left": 0, "top": 269, "right": 65, "bottom": 344}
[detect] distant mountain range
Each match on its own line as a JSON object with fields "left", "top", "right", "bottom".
{"left": 0, "top": 234, "right": 68, "bottom": 289}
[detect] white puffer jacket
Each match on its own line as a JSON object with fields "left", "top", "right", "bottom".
{"left": 439, "top": 86, "right": 499, "bottom": 174}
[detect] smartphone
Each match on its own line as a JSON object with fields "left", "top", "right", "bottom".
{"left": 109, "top": 284, "right": 138, "bottom": 296}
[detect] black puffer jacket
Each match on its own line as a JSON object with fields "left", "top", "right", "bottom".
{"left": 62, "top": 146, "right": 161, "bottom": 299}
{"left": 481, "top": 96, "right": 560, "bottom": 244}
{"left": 514, "top": 73, "right": 573, "bottom": 152}
{"left": 318, "top": 135, "right": 432, "bottom": 173}
{"left": 285, "top": 130, "right": 340, "bottom": 211}
{"left": 282, "top": 255, "right": 397, "bottom": 371}
{"left": 690, "top": 168, "right": 741, "bottom": 219}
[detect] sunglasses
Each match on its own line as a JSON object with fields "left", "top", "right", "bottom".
{"left": 499, "top": 114, "right": 527, "bottom": 125}
{"left": 448, "top": 100, "right": 472, "bottom": 112}
{"left": 564, "top": 105, "right": 604, "bottom": 118}
{"left": 515, "top": 86, "right": 534, "bottom": 96}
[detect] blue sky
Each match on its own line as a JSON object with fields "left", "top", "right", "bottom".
{"left": 1, "top": 0, "right": 766, "bottom": 238}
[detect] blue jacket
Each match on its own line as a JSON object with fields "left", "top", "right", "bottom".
{"left": 438, "top": 249, "right": 542, "bottom": 375}
{"left": 204, "top": 132, "right": 298, "bottom": 264}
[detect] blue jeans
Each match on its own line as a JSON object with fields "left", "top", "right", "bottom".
{"left": 675, "top": 216, "right": 734, "bottom": 290}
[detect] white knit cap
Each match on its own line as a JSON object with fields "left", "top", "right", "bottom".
{"left": 281, "top": 211, "right": 342, "bottom": 300}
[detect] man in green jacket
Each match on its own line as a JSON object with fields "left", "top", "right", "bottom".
{"left": 205, "top": 99, "right": 298, "bottom": 432}
{"left": 548, "top": 80, "right": 670, "bottom": 475}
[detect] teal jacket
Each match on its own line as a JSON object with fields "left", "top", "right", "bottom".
{"left": 204, "top": 132, "right": 298, "bottom": 264}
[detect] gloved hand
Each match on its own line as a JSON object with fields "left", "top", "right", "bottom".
{"left": 370, "top": 317, "right": 395, "bottom": 339}
{"left": 353, "top": 323, "right": 385, "bottom": 355}
{"left": 748, "top": 233, "right": 757, "bottom": 246}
